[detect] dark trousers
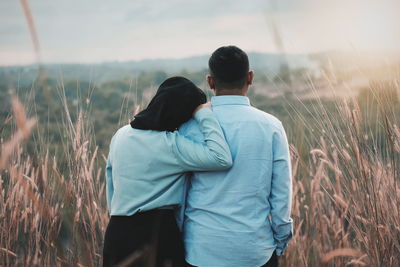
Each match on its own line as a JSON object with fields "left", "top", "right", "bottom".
{"left": 186, "top": 250, "right": 278, "bottom": 267}
{"left": 103, "top": 209, "right": 185, "bottom": 267}
{"left": 261, "top": 251, "right": 279, "bottom": 267}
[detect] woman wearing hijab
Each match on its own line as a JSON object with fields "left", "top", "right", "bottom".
{"left": 102, "top": 77, "right": 232, "bottom": 267}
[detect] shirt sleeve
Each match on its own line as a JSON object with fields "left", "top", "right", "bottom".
{"left": 171, "top": 108, "right": 232, "bottom": 172}
{"left": 105, "top": 136, "right": 115, "bottom": 213}
{"left": 268, "top": 123, "right": 293, "bottom": 255}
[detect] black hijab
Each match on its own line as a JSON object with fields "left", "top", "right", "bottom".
{"left": 130, "top": 76, "right": 207, "bottom": 132}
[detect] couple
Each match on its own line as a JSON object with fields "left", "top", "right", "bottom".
{"left": 103, "top": 46, "right": 293, "bottom": 267}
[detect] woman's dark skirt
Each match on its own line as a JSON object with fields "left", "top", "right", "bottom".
{"left": 103, "top": 209, "right": 185, "bottom": 267}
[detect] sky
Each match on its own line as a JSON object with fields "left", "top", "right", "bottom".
{"left": 1, "top": 0, "right": 399, "bottom": 65}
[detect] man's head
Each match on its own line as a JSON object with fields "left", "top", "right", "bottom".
{"left": 207, "top": 45, "right": 253, "bottom": 95}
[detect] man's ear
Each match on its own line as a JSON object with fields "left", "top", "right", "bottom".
{"left": 247, "top": 71, "right": 254, "bottom": 85}
{"left": 207, "top": 75, "right": 216, "bottom": 90}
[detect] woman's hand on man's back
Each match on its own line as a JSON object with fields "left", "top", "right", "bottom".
{"left": 193, "top": 102, "right": 211, "bottom": 116}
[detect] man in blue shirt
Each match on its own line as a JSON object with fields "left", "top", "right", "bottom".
{"left": 180, "top": 46, "right": 293, "bottom": 267}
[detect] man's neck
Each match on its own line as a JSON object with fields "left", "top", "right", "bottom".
{"left": 215, "top": 88, "right": 247, "bottom": 96}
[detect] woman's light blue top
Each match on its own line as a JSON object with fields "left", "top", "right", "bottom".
{"left": 105, "top": 108, "right": 232, "bottom": 216}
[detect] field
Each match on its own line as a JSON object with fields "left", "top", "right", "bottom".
{"left": 0, "top": 62, "right": 399, "bottom": 266}
{"left": 2, "top": 0, "right": 400, "bottom": 266}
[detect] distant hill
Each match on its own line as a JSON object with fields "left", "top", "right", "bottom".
{"left": 0, "top": 52, "right": 319, "bottom": 85}
{"left": 106, "top": 52, "right": 319, "bottom": 73}
{"left": 1, "top": 51, "right": 398, "bottom": 85}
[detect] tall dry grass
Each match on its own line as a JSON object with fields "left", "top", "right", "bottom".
{"left": 0, "top": 95, "right": 109, "bottom": 266}
{"left": 282, "top": 82, "right": 400, "bottom": 266}
{"left": 1, "top": 80, "right": 399, "bottom": 266}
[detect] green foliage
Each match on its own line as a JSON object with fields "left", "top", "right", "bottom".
{"left": 1, "top": 71, "right": 399, "bottom": 164}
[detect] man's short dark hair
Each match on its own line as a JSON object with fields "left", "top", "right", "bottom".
{"left": 208, "top": 46, "right": 249, "bottom": 90}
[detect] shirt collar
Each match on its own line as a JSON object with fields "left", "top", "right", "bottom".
{"left": 211, "top": 95, "right": 250, "bottom": 107}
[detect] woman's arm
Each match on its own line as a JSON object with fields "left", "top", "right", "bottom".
{"left": 170, "top": 106, "right": 232, "bottom": 172}
{"left": 105, "top": 135, "right": 116, "bottom": 213}
{"left": 105, "top": 156, "right": 113, "bottom": 213}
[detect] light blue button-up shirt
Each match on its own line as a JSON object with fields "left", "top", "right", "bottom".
{"left": 105, "top": 108, "right": 232, "bottom": 216}
{"left": 180, "top": 96, "right": 293, "bottom": 267}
